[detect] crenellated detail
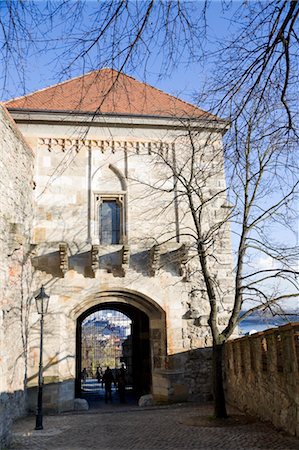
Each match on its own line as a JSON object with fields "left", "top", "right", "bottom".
{"left": 59, "top": 242, "right": 69, "bottom": 276}
{"left": 149, "top": 245, "right": 161, "bottom": 277}
{"left": 91, "top": 244, "right": 100, "bottom": 274}
{"left": 38, "top": 137, "right": 172, "bottom": 157}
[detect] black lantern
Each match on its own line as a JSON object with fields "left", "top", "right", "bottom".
{"left": 34, "top": 285, "right": 50, "bottom": 430}
{"left": 35, "top": 285, "right": 50, "bottom": 315}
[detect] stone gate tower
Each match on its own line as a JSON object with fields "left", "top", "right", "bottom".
{"left": 1, "top": 69, "right": 234, "bottom": 421}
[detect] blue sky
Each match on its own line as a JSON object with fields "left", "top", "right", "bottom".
{"left": 0, "top": 1, "right": 240, "bottom": 103}
{"left": 1, "top": 1, "right": 297, "bottom": 314}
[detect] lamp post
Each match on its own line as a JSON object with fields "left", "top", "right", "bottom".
{"left": 35, "top": 285, "right": 50, "bottom": 430}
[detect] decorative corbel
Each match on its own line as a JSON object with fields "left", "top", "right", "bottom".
{"left": 121, "top": 244, "right": 130, "bottom": 272}
{"left": 29, "top": 243, "right": 38, "bottom": 257}
{"left": 149, "top": 245, "right": 161, "bottom": 277}
{"left": 59, "top": 242, "right": 69, "bottom": 276}
{"left": 179, "top": 244, "right": 189, "bottom": 281}
{"left": 91, "top": 244, "right": 100, "bottom": 274}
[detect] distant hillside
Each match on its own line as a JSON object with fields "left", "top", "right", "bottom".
{"left": 239, "top": 311, "right": 299, "bottom": 335}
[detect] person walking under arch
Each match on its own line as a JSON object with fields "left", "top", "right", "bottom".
{"left": 117, "top": 364, "right": 126, "bottom": 403}
{"left": 102, "top": 366, "right": 115, "bottom": 403}
{"left": 81, "top": 367, "right": 88, "bottom": 382}
{"left": 96, "top": 366, "right": 103, "bottom": 385}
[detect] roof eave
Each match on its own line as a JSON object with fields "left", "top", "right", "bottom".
{"left": 7, "top": 108, "right": 230, "bottom": 133}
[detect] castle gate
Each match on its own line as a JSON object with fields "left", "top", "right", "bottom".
{"left": 73, "top": 290, "right": 167, "bottom": 404}
{"left": 76, "top": 303, "right": 151, "bottom": 399}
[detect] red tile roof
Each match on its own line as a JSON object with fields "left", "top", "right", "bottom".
{"left": 5, "top": 68, "right": 210, "bottom": 119}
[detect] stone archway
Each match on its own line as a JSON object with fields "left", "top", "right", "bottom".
{"left": 73, "top": 289, "right": 166, "bottom": 402}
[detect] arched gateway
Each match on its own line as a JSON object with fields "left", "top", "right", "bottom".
{"left": 74, "top": 290, "right": 166, "bottom": 401}
{"left": 25, "top": 288, "right": 167, "bottom": 413}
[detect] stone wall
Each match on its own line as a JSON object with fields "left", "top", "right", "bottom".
{"left": 0, "top": 105, "right": 34, "bottom": 448}
{"left": 225, "top": 323, "right": 299, "bottom": 437}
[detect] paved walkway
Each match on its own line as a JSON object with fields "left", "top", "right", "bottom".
{"left": 10, "top": 403, "right": 298, "bottom": 450}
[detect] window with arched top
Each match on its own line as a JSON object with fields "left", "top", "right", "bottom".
{"left": 91, "top": 164, "right": 127, "bottom": 245}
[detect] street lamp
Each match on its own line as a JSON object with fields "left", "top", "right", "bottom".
{"left": 35, "top": 285, "right": 50, "bottom": 430}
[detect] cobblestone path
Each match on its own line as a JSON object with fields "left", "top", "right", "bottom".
{"left": 10, "top": 403, "right": 298, "bottom": 450}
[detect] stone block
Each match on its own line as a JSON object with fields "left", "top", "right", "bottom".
{"left": 172, "top": 384, "right": 189, "bottom": 401}
{"left": 33, "top": 227, "right": 46, "bottom": 242}
{"left": 138, "top": 394, "right": 154, "bottom": 407}
{"left": 74, "top": 398, "right": 89, "bottom": 411}
{"left": 194, "top": 315, "right": 209, "bottom": 326}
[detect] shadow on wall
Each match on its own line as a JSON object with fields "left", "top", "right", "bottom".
{"left": 26, "top": 378, "right": 75, "bottom": 415}
{"left": 25, "top": 346, "right": 214, "bottom": 416}
{"left": 32, "top": 251, "right": 62, "bottom": 277}
{"left": 155, "top": 347, "right": 213, "bottom": 403}
{"left": 25, "top": 351, "right": 75, "bottom": 414}
{"left": 0, "top": 390, "right": 26, "bottom": 449}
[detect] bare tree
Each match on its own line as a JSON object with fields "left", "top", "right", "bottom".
{"left": 133, "top": 102, "right": 298, "bottom": 416}
{"left": 210, "top": 0, "right": 299, "bottom": 133}
{"left": 1, "top": 1, "right": 298, "bottom": 116}
{"left": 0, "top": 0, "right": 207, "bottom": 98}
{"left": 197, "top": 2, "right": 299, "bottom": 416}
{"left": 1, "top": 0, "right": 298, "bottom": 419}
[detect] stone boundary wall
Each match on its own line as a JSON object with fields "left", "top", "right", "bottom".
{"left": 225, "top": 322, "right": 299, "bottom": 437}
{"left": 0, "top": 105, "right": 34, "bottom": 448}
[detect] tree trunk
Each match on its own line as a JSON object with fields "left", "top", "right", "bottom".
{"left": 212, "top": 342, "right": 227, "bottom": 418}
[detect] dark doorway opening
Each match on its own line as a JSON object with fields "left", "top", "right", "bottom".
{"left": 76, "top": 302, "right": 151, "bottom": 406}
